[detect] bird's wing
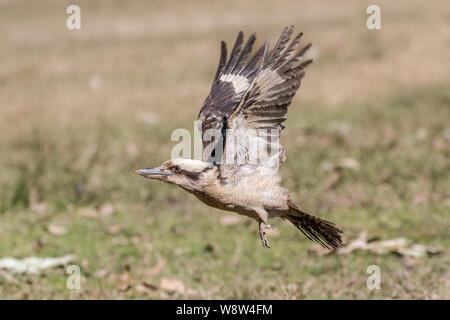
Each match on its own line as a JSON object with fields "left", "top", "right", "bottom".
{"left": 220, "top": 26, "right": 312, "bottom": 182}
{"left": 197, "top": 31, "right": 265, "bottom": 163}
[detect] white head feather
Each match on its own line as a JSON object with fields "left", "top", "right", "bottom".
{"left": 166, "top": 158, "right": 214, "bottom": 172}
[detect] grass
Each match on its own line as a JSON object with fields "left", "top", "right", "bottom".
{"left": 0, "top": 0, "right": 449, "bottom": 299}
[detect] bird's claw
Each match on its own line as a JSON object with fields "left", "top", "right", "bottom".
{"left": 259, "top": 222, "right": 271, "bottom": 248}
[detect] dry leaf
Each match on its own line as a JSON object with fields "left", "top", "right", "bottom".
{"left": 98, "top": 203, "right": 114, "bottom": 217}
{"left": 132, "top": 203, "right": 146, "bottom": 211}
{"left": 78, "top": 207, "right": 97, "bottom": 217}
{"left": 174, "top": 248, "right": 187, "bottom": 256}
{"left": 107, "top": 225, "right": 121, "bottom": 234}
{"left": 339, "top": 157, "right": 360, "bottom": 171}
{"left": 413, "top": 193, "right": 429, "bottom": 204}
{"left": 120, "top": 267, "right": 130, "bottom": 283}
{"left": 135, "top": 282, "right": 158, "bottom": 294}
{"left": 415, "top": 128, "right": 428, "bottom": 140}
{"left": 81, "top": 258, "right": 89, "bottom": 270}
{"left": 111, "top": 237, "right": 129, "bottom": 246}
{"left": 78, "top": 204, "right": 114, "bottom": 218}
{"left": 117, "top": 284, "right": 131, "bottom": 292}
{"left": 302, "top": 278, "right": 317, "bottom": 295}
{"left": 93, "top": 269, "right": 108, "bottom": 279}
{"left": 270, "top": 263, "right": 283, "bottom": 271}
{"left": 131, "top": 236, "right": 141, "bottom": 244}
{"left": 117, "top": 265, "right": 131, "bottom": 292}
{"left": 160, "top": 278, "right": 185, "bottom": 294}
{"left": 335, "top": 231, "right": 441, "bottom": 258}
{"left": 47, "top": 224, "right": 67, "bottom": 235}
{"left": 31, "top": 202, "right": 47, "bottom": 214}
{"left": 141, "top": 233, "right": 151, "bottom": 242}
{"left": 337, "top": 230, "right": 368, "bottom": 255}
{"left": 0, "top": 255, "right": 75, "bottom": 274}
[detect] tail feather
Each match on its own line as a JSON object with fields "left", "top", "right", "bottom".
{"left": 286, "top": 201, "right": 343, "bottom": 249}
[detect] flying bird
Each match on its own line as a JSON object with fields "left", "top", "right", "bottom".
{"left": 137, "top": 26, "right": 343, "bottom": 249}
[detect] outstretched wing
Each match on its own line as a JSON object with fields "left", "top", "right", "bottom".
{"left": 220, "top": 26, "right": 312, "bottom": 182}
{"left": 198, "top": 32, "right": 265, "bottom": 163}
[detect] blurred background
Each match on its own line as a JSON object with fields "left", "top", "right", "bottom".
{"left": 0, "top": 0, "right": 448, "bottom": 299}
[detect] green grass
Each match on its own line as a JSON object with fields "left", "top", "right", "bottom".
{"left": 0, "top": 85, "right": 448, "bottom": 299}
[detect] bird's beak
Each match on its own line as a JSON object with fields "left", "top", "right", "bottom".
{"left": 135, "top": 167, "right": 171, "bottom": 180}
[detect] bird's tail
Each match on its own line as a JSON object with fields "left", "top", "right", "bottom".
{"left": 286, "top": 201, "right": 343, "bottom": 249}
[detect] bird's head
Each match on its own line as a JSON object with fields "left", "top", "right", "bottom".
{"left": 136, "top": 159, "right": 217, "bottom": 192}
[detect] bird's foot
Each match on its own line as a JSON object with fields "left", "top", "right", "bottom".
{"left": 261, "top": 236, "right": 270, "bottom": 248}
{"left": 259, "top": 222, "right": 271, "bottom": 248}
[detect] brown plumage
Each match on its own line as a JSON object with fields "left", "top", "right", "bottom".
{"left": 137, "top": 27, "right": 343, "bottom": 249}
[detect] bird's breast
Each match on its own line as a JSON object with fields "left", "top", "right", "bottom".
{"left": 195, "top": 173, "right": 289, "bottom": 214}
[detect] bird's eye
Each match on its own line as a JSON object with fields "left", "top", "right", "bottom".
{"left": 171, "top": 165, "right": 181, "bottom": 173}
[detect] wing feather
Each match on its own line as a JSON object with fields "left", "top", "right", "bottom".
{"left": 198, "top": 31, "right": 265, "bottom": 163}
{"left": 220, "top": 27, "right": 312, "bottom": 182}
{"left": 224, "top": 31, "right": 244, "bottom": 74}
{"left": 212, "top": 41, "right": 227, "bottom": 82}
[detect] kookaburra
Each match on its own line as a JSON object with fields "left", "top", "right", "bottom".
{"left": 137, "top": 26, "right": 342, "bottom": 249}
